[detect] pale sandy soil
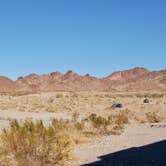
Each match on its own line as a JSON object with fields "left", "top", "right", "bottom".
{"left": 72, "top": 123, "right": 166, "bottom": 165}
{"left": 0, "top": 109, "right": 71, "bottom": 129}
{"left": 0, "top": 110, "right": 71, "bottom": 121}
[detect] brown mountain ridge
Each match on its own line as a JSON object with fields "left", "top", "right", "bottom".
{"left": 0, "top": 67, "right": 166, "bottom": 93}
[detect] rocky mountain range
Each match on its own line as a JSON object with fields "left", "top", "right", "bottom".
{"left": 0, "top": 67, "right": 166, "bottom": 93}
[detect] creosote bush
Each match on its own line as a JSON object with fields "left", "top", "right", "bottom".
{"left": 88, "top": 112, "right": 129, "bottom": 135}
{"left": 56, "top": 94, "right": 63, "bottom": 98}
{"left": 0, "top": 119, "right": 72, "bottom": 166}
{"left": 146, "top": 112, "right": 162, "bottom": 123}
{"left": 88, "top": 114, "right": 111, "bottom": 134}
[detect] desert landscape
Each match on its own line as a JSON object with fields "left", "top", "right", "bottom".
{"left": 0, "top": 67, "right": 165, "bottom": 165}
{"left": 0, "top": 0, "right": 166, "bottom": 165}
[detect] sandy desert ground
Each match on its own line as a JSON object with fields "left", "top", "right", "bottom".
{"left": 0, "top": 92, "right": 165, "bottom": 165}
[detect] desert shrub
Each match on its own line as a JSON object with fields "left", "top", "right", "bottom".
{"left": 87, "top": 112, "right": 129, "bottom": 135}
{"left": 115, "top": 112, "right": 129, "bottom": 125}
{"left": 72, "top": 112, "right": 80, "bottom": 122}
{"left": 48, "top": 98, "right": 54, "bottom": 103}
{"left": 71, "top": 112, "right": 84, "bottom": 131}
{"left": 10, "top": 91, "right": 32, "bottom": 97}
{"left": 104, "top": 111, "right": 129, "bottom": 135}
{"left": 56, "top": 94, "right": 63, "bottom": 98}
{"left": 89, "top": 114, "right": 110, "bottom": 128}
{"left": 88, "top": 114, "right": 112, "bottom": 134}
{"left": 51, "top": 118, "right": 84, "bottom": 145}
{"left": 0, "top": 119, "right": 72, "bottom": 166}
{"left": 134, "top": 93, "right": 165, "bottom": 98}
{"left": 104, "top": 94, "right": 113, "bottom": 98}
{"left": 74, "top": 122, "right": 84, "bottom": 131}
{"left": 51, "top": 118, "right": 70, "bottom": 130}
{"left": 146, "top": 93, "right": 164, "bottom": 98}
{"left": 71, "top": 93, "right": 79, "bottom": 98}
{"left": 115, "top": 93, "right": 133, "bottom": 98}
{"left": 113, "top": 112, "right": 129, "bottom": 132}
{"left": 146, "top": 112, "right": 162, "bottom": 123}
{"left": 46, "top": 105, "right": 58, "bottom": 112}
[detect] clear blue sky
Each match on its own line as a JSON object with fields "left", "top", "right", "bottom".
{"left": 0, "top": 0, "right": 166, "bottom": 80}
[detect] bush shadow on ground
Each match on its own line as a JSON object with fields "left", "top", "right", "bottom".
{"left": 82, "top": 140, "right": 166, "bottom": 166}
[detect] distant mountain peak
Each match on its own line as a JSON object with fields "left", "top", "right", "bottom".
{"left": 50, "top": 71, "right": 62, "bottom": 76}
{"left": 25, "top": 73, "right": 39, "bottom": 79}
{"left": 65, "top": 70, "right": 75, "bottom": 75}
{"left": 0, "top": 67, "right": 165, "bottom": 93}
{"left": 107, "top": 67, "right": 150, "bottom": 81}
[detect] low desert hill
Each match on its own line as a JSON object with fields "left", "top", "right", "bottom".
{"left": 0, "top": 67, "right": 165, "bottom": 93}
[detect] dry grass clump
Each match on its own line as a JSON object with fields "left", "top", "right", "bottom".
{"left": 87, "top": 111, "right": 129, "bottom": 135}
{"left": 51, "top": 117, "right": 84, "bottom": 145}
{"left": 134, "top": 93, "right": 165, "bottom": 98}
{"left": 88, "top": 113, "right": 111, "bottom": 135}
{"left": 145, "top": 112, "right": 163, "bottom": 123}
{"left": 10, "top": 91, "right": 33, "bottom": 97}
{"left": 56, "top": 94, "right": 64, "bottom": 98}
{"left": 46, "top": 105, "right": 59, "bottom": 112}
{"left": 0, "top": 119, "right": 73, "bottom": 166}
{"left": 114, "top": 111, "right": 129, "bottom": 126}
{"left": 107, "top": 111, "right": 129, "bottom": 134}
